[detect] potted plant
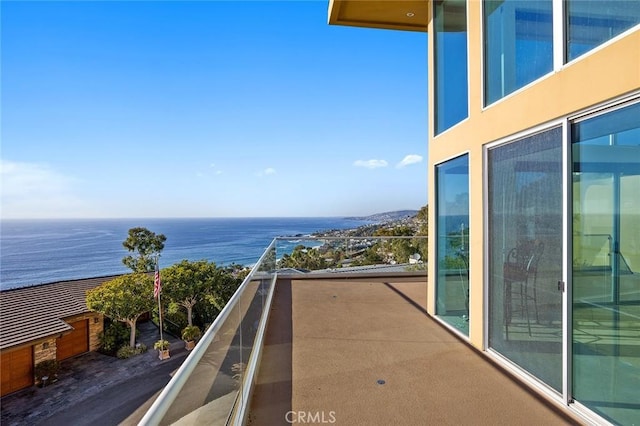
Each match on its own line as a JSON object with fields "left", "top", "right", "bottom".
{"left": 34, "top": 359, "right": 60, "bottom": 387}
{"left": 154, "top": 339, "right": 171, "bottom": 360}
{"left": 181, "top": 325, "right": 201, "bottom": 350}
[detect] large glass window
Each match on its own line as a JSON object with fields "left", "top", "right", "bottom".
{"left": 434, "top": 0, "right": 468, "bottom": 135}
{"left": 487, "top": 127, "right": 563, "bottom": 392}
{"left": 484, "top": 1, "right": 553, "bottom": 105}
{"left": 572, "top": 101, "right": 640, "bottom": 425}
{"left": 567, "top": 1, "right": 640, "bottom": 62}
{"left": 436, "top": 155, "right": 470, "bottom": 335}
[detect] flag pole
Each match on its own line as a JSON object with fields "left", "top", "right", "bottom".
{"left": 155, "top": 256, "right": 164, "bottom": 344}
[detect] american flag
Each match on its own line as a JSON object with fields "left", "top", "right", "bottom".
{"left": 154, "top": 264, "right": 162, "bottom": 299}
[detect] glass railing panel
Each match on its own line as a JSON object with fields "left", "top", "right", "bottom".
{"left": 230, "top": 275, "right": 272, "bottom": 423}
{"left": 161, "top": 298, "right": 244, "bottom": 425}
{"left": 142, "top": 235, "right": 423, "bottom": 426}
{"left": 140, "top": 241, "right": 277, "bottom": 426}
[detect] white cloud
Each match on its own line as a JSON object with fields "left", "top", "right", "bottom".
{"left": 256, "top": 167, "right": 276, "bottom": 177}
{"left": 396, "top": 154, "right": 423, "bottom": 168}
{"left": 198, "top": 164, "right": 222, "bottom": 177}
{"left": 353, "top": 159, "right": 388, "bottom": 169}
{"left": 0, "top": 159, "right": 91, "bottom": 218}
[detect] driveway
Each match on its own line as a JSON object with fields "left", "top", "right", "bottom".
{"left": 0, "top": 321, "right": 189, "bottom": 426}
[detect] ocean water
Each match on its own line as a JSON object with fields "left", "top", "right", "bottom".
{"left": 0, "top": 217, "right": 371, "bottom": 290}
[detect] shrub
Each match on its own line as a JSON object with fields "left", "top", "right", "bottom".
{"left": 116, "top": 343, "right": 147, "bottom": 359}
{"left": 34, "top": 359, "right": 60, "bottom": 382}
{"left": 181, "top": 325, "right": 201, "bottom": 342}
{"left": 156, "top": 306, "right": 187, "bottom": 336}
{"left": 154, "top": 339, "right": 170, "bottom": 351}
{"left": 116, "top": 345, "right": 136, "bottom": 359}
{"left": 99, "top": 320, "right": 129, "bottom": 356}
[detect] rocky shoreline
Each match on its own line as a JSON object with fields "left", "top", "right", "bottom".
{"left": 311, "top": 208, "right": 425, "bottom": 238}
{"left": 277, "top": 208, "right": 428, "bottom": 270}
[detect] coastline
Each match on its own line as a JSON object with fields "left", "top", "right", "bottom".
{"left": 1, "top": 214, "right": 421, "bottom": 290}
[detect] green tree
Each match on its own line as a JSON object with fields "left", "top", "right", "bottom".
{"left": 371, "top": 225, "right": 416, "bottom": 264}
{"left": 416, "top": 205, "right": 428, "bottom": 225}
{"left": 390, "top": 239, "right": 414, "bottom": 263}
{"left": 330, "top": 247, "right": 345, "bottom": 265}
{"left": 86, "top": 273, "right": 155, "bottom": 348}
{"left": 279, "top": 245, "right": 327, "bottom": 270}
{"left": 353, "top": 245, "right": 383, "bottom": 265}
{"left": 161, "top": 260, "right": 219, "bottom": 326}
{"left": 122, "top": 227, "right": 167, "bottom": 272}
{"left": 413, "top": 205, "right": 428, "bottom": 262}
{"left": 204, "top": 269, "right": 241, "bottom": 313}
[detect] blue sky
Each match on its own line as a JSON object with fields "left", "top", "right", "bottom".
{"left": 1, "top": 1, "right": 427, "bottom": 219}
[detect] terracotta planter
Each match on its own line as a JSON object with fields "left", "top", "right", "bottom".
{"left": 158, "top": 349, "right": 170, "bottom": 360}
{"left": 185, "top": 340, "right": 196, "bottom": 351}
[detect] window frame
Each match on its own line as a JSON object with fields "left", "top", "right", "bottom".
{"left": 434, "top": 151, "right": 472, "bottom": 339}
{"left": 432, "top": 0, "right": 471, "bottom": 137}
{"left": 481, "top": 91, "right": 640, "bottom": 421}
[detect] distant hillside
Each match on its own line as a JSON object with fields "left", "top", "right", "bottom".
{"left": 315, "top": 209, "right": 424, "bottom": 238}
{"left": 347, "top": 210, "right": 419, "bottom": 223}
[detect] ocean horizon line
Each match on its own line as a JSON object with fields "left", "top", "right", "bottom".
{"left": 0, "top": 216, "right": 383, "bottom": 289}
{"left": 0, "top": 208, "right": 421, "bottom": 222}
{"left": 0, "top": 215, "right": 377, "bottom": 222}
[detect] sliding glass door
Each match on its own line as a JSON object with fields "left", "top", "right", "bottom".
{"left": 571, "top": 101, "right": 640, "bottom": 425}
{"left": 484, "top": 100, "right": 639, "bottom": 423}
{"left": 487, "top": 127, "right": 564, "bottom": 392}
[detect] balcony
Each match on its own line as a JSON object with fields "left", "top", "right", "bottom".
{"left": 140, "top": 237, "right": 580, "bottom": 425}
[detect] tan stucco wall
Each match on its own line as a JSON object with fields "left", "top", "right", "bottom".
{"left": 427, "top": 1, "right": 640, "bottom": 349}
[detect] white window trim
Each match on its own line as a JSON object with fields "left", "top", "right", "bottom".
{"left": 552, "top": 0, "right": 565, "bottom": 70}
{"left": 434, "top": 151, "right": 472, "bottom": 340}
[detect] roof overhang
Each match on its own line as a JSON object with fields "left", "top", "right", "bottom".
{"left": 328, "top": 0, "right": 429, "bottom": 33}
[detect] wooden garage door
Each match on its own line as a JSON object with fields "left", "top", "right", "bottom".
{"left": 56, "top": 319, "right": 89, "bottom": 361}
{"left": 1, "top": 346, "right": 34, "bottom": 397}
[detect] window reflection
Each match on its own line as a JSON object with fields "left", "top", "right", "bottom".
{"left": 488, "top": 127, "right": 563, "bottom": 392}
{"left": 567, "top": 1, "right": 640, "bottom": 62}
{"left": 484, "top": 0, "right": 553, "bottom": 105}
{"left": 572, "top": 101, "right": 640, "bottom": 425}
{"left": 436, "top": 155, "right": 470, "bottom": 335}
{"left": 434, "top": 0, "right": 468, "bottom": 134}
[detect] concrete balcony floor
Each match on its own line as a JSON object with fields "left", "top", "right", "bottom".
{"left": 249, "top": 276, "right": 580, "bottom": 425}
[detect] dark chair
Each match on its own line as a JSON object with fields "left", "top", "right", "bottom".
{"left": 503, "top": 240, "right": 544, "bottom": 339}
